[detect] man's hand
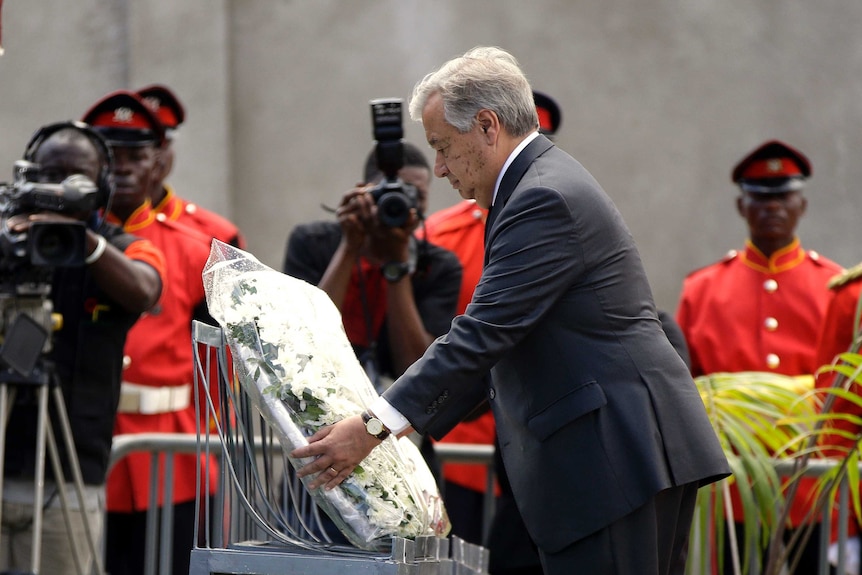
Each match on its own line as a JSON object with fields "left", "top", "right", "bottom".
{"left": 291, "top": 414, "right": 382, "bottom": 490}
{"left": 335, "top": 186, "right": 375, "bottom": 252}
{"left": 5, "top": 210, "right": 81, "bottom": 233}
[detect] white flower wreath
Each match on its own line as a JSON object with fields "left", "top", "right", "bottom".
{"left": 202, "top": 240, "right": 450, "bottom": 550}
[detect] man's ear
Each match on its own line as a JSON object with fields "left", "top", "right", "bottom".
{"left": 475, "top": 109, "right": 498, "bottom": 139}
{"left": 735, "top": 195, "right": 745, "bottom": 217}
{"left": 159, "top": 146, "right": 174, "bottom": 178}
{"left": 156, "top": 145, "right": 175, "bottom": 180}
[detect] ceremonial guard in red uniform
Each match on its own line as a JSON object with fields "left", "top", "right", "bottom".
{"left": 676, "top": 140, "right": 842, "bottom": 574}
{"left": 81, "top": 91, "right": 217, "bottom": 575}
{"left": 678, "top": 140, "right": 840, "bottom": 377}
{"left": 136, "top": 84, "right": 246, "bottom": 248}
{"left": 812, "top": 258, "right": 862, "bottom": 570}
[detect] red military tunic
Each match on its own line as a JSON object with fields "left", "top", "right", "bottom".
{"left": 153, "top": 183, "right": 246, "bottom": 248}
{"left": 815, "top": 266, "right": 862, "bottom": 452}
{"left": 154, "top": 183, "right": 243, "bottom": 421}
{"left": 423, "top": 200, "right": 498, "bottom": 496}
{"left": 424, "top": 201, "right": 487, "bottom": 315}
{"left": 677, "top": 237, "right": 842, "bottom": 527}
{"left": 814, "top": 266, "right": 862, "bottom": 543}
{"left": 678, "top": 238, "right": 841, "bottom": 378}
{"left": 105, "top": 201, "right": 218, "bottom": 512}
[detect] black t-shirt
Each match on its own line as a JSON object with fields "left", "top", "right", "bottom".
{"left": 283, "top": 220, "right": 462, "bottom": 382}
{"left": 3, "top": 222, "right": 147, "bottom": 485}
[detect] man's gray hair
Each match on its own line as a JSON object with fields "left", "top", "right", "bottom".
{"left": 409, "top": 46, "right": 538, "bottom": 137}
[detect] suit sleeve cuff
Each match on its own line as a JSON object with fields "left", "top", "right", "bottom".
{"left": 369, "top": 396, "right": 411, "bottom": 436}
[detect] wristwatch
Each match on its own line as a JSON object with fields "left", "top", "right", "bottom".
{"left": 381, "top": 260, "right": 410, "bottom": 283}
{"left": 361, "top": 410, "right": 391, "bottom": 441}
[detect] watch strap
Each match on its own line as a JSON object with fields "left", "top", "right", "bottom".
{"left": 381, "top": 260, "right": 410, "bottom": 283}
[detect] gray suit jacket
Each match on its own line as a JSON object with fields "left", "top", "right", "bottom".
{"left": 384, "top": 135, "right": 729, "bottom": 552}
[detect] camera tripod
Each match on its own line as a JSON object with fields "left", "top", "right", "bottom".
{"left": 0, "top": 318, "right": 105, "bottom": 575}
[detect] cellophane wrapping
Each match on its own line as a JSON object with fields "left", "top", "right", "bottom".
{"left": 202, "top": 239, "right": 450, "bottom": 551}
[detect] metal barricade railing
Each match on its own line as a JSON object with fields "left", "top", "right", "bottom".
{"left": 107, "top": 434, "right": 862, "bottom": 575}
{"left": 430, "top": 443, "right": 497, "bottom": 545}
{"left": 107, "top": 435, "right": 495, "bottom": 575}
{"left": 107, "top": 433, "right": 197, "bottom": 575}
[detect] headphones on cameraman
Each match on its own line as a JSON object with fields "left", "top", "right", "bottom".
{"left": 22, "top": 121, "right": 115, "bottom": 211}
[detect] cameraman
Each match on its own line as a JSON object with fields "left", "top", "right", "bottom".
{"left": 0, "top": 122, "right": 165, "bottom": 574}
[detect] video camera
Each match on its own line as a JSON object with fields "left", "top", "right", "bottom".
{"left": 0, "top": 161, "right": 95, "bottom": 274}
{"left": 0, "top": 161, "right": 97, "bottom": 359}
{"left": 369, "top": 98, "right": 419, "bottom": 228}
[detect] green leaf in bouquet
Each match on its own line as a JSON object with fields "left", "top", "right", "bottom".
{"left": 299, "top": 389, "right": 326, "bottom": 419}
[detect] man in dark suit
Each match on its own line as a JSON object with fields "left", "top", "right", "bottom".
{"left": 292, "top": 46, "right": 730, "bottom": 574}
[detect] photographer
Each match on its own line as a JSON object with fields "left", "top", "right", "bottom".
{"left": 0, "top": 122, "right": 165, "bottom": 575}
{"left": 284, "top": 142, "right": 461, "bottom": 392}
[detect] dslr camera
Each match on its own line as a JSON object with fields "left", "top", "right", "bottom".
{"left": 0, "top": 161, "right": 96, "bottom": 278}
{"left": 369, "top": 98, "right": 419, "bottom": 228}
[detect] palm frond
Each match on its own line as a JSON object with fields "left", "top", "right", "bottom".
{"left": 688, "top": 370, "right": 859, "bottom": 575}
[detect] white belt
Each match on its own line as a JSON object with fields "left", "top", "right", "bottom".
{"left": 118, "top": 382, "right": 191, "bottom": 415}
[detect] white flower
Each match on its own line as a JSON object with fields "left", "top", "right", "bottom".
{"left": 202, "top": 240, "right": 450, "bottom": 551}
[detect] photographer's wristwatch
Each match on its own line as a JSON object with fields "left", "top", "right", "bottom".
{"left": 381, "top": 260, "right": 410, "bottom": 283}
{"left": 361, "top": 410, "right": 391, "bottom": 441}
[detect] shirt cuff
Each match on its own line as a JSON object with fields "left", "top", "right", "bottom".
{"left": 369, "top": 396, "right": 411, "bottom": 436}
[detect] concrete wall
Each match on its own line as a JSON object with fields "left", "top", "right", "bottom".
{"left": 2, "top": 1, "right": 862, "bottom": 312}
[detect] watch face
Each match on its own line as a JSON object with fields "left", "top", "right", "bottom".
{"left": 366, "top": 418, "right": 385, "bottom": 436}
{"left": 382, "top": 261, "right": 408, "bottom": 282}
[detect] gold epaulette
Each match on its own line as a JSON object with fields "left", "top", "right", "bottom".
{"left": 683, "top": 250, "right": 738, "bottom": 279}
{"left": 828, "top": 262, "right": 862, "bottom": 290}
{"left": 721, "top": 249, "right": 739, "bottom": 263}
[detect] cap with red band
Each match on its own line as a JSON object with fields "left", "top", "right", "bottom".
{"left": 136, "top": 84, "right": 185, "bottom": 133}
{"left": 533, "top": 90, "right": 562, "bottom": 136}
{"left": 81, "top": 90, "right": 165, "bottom": 147}
{"left": 732, "top": 139, "right": 811, "bottom": 194}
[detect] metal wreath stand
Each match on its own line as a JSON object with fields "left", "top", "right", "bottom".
{"left": 188, "top": 320, "right": 488, "bottom": 575}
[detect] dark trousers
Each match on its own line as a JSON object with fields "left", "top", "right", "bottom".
{"left": 443, "top": 480, "right": 487, "bottom": 547}
{"left": 539, "top": 482, "right": 698, "bottom": 575}
{"left": 105, "top": 500, "right": 198, "bottom": 575}
{"left": 487, "top": 489, "right": 542, "bottom": 575}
